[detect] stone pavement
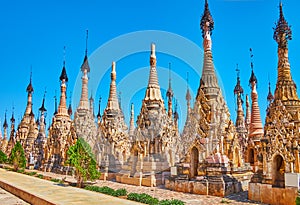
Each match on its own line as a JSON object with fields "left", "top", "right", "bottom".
{"left": 0, "top": 167, "right": 266, "bottom": 205}
{"left": 0, "top": 168, "right": 142, "bottom": 205}
{"left": 0, "top": 187, "right": 29, "bottom": 205}
{"left": 32, "top": 169, "right": 266, "bottom": 205}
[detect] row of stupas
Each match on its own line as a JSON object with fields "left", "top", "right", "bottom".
{"left": 0, "top": 1, "right": 300, "bottom": 203}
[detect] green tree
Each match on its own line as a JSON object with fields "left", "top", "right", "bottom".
{"left": 0, "top": 150, "right": 7, "bottom": 163}
{"left": 9, "top": 141, "right": 26, "bottom": 171}
{"left": 66, "top": 137, "right": 100, "bottom": 188}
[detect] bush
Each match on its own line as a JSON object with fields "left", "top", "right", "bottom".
{"left": 85, "top": 186, "right": 117, "bottom": 196}
{"left": 25, "top": 171, "right": 37, "bottom": 176}
{"left": 296, "top": 198, "right": 300, "bottom": 205}
{"left": 0, "top": 150, "right": 7, "bottom": 163}
{"left": 159, "top": 199, "right": 185, "bottom": 205}
{"left": 114, "top": 188, "right": 127, "bottom": 197}
{"left": 17, "top": 168, "right": 24, "bottom": 173}
{"left": 37, "top": 174, "right": 43, "bottom": 179}
{"left": 127, "top": 193, "right": 159, "bottom": 205}
{"left": 50, "top": 178, "right": 60, "bottom": 183}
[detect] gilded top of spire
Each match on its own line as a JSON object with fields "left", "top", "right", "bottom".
{"left": 200, "top": 0, "right": 214, "bottom": 38}
{"left": 26, "top": 71, "right": 34, "bottom": 93}
{"left": 273, "top": 2, "right": 292, "bottom": 48}
{"left": 234, "top": 65, "right": 244, "bottom": 95}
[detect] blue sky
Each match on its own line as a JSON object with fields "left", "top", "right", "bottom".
{"left": 0, "top": 0, "right": 299, "bottom": 133}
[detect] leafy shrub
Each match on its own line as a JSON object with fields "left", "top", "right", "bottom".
{"left": 159, "top": 199, "right": 185, "bottom": 205}
{"left": 0, "top": 150, "right": 7, "bottom": 163}
{"left": 114, "top": 188, "right": 127, "bottom": 197}
{"left": 296, "top": 198, "right": 300, "bottom": 205}
{"left": 85, "top": 186, "right": 117, "bottom": 196}
{"left": 50, "top": 178, "right": 60, "bottom": 183}
{"left": 127, "top": 193, "right": 159, "bottom": 205}
{"left": 25, "top": 171, "right": 37, "bottom": 176}
{"left": 37, "top": 174, "right": 43, "bottom": 179}
{"left": 17, "top": 168, "right": 24, "bottom": 173}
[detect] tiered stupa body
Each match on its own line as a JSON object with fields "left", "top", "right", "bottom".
{"left": 74, "top": 46, "right": 97, "bottom": 152}
{"left": 166, "top": 1, "right": 252, "bottom": 197}
{"left": 233, "top": 70, "right": 248, "bottom": 162}
{"left": 33, "top": 95, "right": 47, "bottom": 169}
{"left": 99, "top": 62, "right": 130, "bottom": 171}
{"left": 117, "top": 43, "right": 179, "bottom": 187}
{"left": 15, "top": 74, "right": 36, "bottom": 148}
{"left": 1, "top": 114, "right": 8, "bottom": 154}
{"left": 45, "top": 62, "right": 77, "bottom": 172}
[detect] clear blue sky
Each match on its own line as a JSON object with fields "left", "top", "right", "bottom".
{"left": 0, "top": 0, "right": 299, "bottom": 133}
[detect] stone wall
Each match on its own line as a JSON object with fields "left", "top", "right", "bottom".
{"left": 248, "top": 183, "right": 298, "bottom": 205}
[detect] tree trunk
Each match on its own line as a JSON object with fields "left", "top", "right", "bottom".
{"left": 77, "top": 175, "right": 83, "bottom": 188}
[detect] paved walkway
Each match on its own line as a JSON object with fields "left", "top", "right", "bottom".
{"left": 32, "top": 170, "right": 265, "bottom": 205}
{"left": 0, "top": 168, "right": 141, "bottom": 205}
{"left": 0, "top": 187, "right": 29, "bottom": 205}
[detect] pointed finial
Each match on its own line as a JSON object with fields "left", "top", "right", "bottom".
{"left": 3, "top": 110, "right": 8, "bottom": 129}
{"left": 267, "top": 77, "right": 274, "bottom": 102}
{"left": 97, "top": 96, "right": 102, "bottom": 118}
{"left": 168, "top": 63, "right": 172, "bottom": 87}
{"left": 200, "top": 0, "right": 214, "bottom": 37}
{"left": 249, "top": 48, "right": 257, "bottom": 86}
{"left": 26, "top": 68, "right": 34, "bottom": 93}
{"left": 85, "top": 30, "right": 88, "bottom": 56}
{"left": 60, "top": 47, "right": 68, "bottom": 82}
{"left": 273, "top": 1, "right": 292, "bottom": 47}
{"left": 54, "top": 90, "right": 58, "bottom": 115}
{"left": 11, "top": 105, "right": 15, "bottom": 123}
{"left": 234, "top": 64, "right": 244, "bottom": 95}
{"left": 39, "top": 89, "right": 47, "bottom": 112}
{"left": 63, "top": 46, "right": 66, "bottom": 67}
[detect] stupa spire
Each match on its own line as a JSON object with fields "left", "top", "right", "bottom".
{"left": 248, "top": 49, "right": 263, "bottom": 138}
{"left": 198, "top": 0, "right": 219, "bottom": 99}
{"left": 106, "top": 62, "right": 120, "bottom": 111}
{"left": 78, "top": 30, "right": 90, "bottom": 110}
{"left": 144, "top": 43, "right": 163, "bottom": 102}
{"left": 166, "top": 63, "right": 173, "bottom": 118}
{"left": 25, "top": 70, "right": 34, "bottom": 116}
{"left": 267, "top": 80, "right": 274, "bottom": 104}
{"left": 97, "top": 97, "right": 101, "bottom": 123}
{"left": 234, "top": 64, "right": 245, "bottom": 130}
{"left": 3, "top": 111, "right": 8, "bottom": 140}
{"left": 273, "top": 2, "right": 298, "bottom": 101}
{"left": 58, "top": 46, "right": 69, "bottom": 116}
{"left": 129, "top": 103, "right": 135, "bottom": 137}
{"left": 186, "top": 72, "right": 191, "bottom": 116}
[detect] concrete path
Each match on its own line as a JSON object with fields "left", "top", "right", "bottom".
{"left": 0, "top": 186, "right": 29, "bottom": 205}
{"left": 0, "top": 168, "right": 141, "bottom": 205}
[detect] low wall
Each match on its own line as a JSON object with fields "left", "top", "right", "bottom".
{"left": 248, "top": 182, "right": 298, "bottom": 205}
{"left": 0, "top": 180, "right": 55, "bottom": 205}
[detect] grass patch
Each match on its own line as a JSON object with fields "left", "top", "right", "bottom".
{"left": 50, "top": 178, "right": 61, "bottom": 183}
{"left": 220, "top": 199, "right": 231, "bottom": 204}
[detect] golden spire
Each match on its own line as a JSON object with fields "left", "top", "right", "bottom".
{"left": 106, "top": 62, "right": 120, "bottom": 111}
{"left": 58, "top": 47, "right": 69, "bottom": 116}
{"left": 273, "top": 2, "right": 298, "bottom": 102}
{"left": 248, "top": 50, "right": 263, "bottom": 138}
{"left": 129, "top": 103, "right": 135, "bottom": 136}
{"left": 234, "top": 64, "right": 245, "bottom": 130}
{"left": 144, "top": 43, "right": 163, "bottom": 102}
{"left": 166, "top": 63, "right": 173, "bottom": 118}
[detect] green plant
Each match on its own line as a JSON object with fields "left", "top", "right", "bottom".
{"left": 297, "top": 198, "right": 300, "bottom": 205}
{"left": 50, "top": 178, "right": 60, "bottom": 183}
{"left": 9, "top": 142, "right": 26, "bottom": 171}
{"left": 220, "top": 199, "right": 231, "bottom": 204}
{"left": 37, "top": 174, "right": 43, "bottom": 179}
{"left": 0, "top": 150, "right": 7, "bottom": 163}
{"left": 159, "top": 199, "right": 185, "bottom": 205}
{"left": 66, "top": 137, "right": 101, "bottom": 188}
{"left": 127, "top": 193, "right": 159, "bottom": 205}
{"left": 114, "top": 188, "right": 127, "bottom": 197}
{"left": 17, "top": 168, "right": 24, "bottom": 173}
